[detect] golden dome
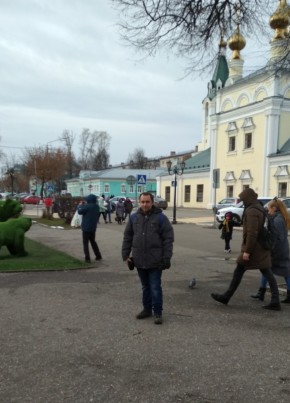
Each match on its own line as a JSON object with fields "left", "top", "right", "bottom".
{"left": 228, "top": 27, "right": 246, "bottom": 59}
{"left": 269, "top": 0, "right": 289, "bottom": 39}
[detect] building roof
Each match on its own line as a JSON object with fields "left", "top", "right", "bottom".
{"left": 207, "top": 54, "right": 229, "bottom": 100}
{"left": 184, "top": 148, "right": 211, "bottom": 171}
{"left": 69, "top": 168, "right": 166, "bottom": 182}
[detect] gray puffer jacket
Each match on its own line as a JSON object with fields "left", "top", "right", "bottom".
{"left": 122, "top": 205, "right": 174, "bottom": 269}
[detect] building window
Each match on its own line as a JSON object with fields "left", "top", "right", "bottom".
{"left": 137, "top": 185, "right": 142, "bottom": 193}
{"left": 278, "top": 182, "right": 287, "bottom": 197}
{"left": 104, "top": 184, "right": 110, "bottom": 193}
{"left": 242, "top": 184, "right": 250, "bottom": 191}
{"left": 227, "top": 186, "right": 233, "bottom": 197}
{"left": 229, "top": 136, "right": 236, "bottom": 152}
{"left": 196, "top": 185, "right": 203, "bottom": 202}
{"left": 244, "top": 132, "right": 252, "bottom": 149}
{"left": 184, "top": 185, "right": 191, "bottom": 202}
{"left": 121, "top": 184, "right": 126, "bottom": 193}
{"left": 129, "top": 185, "right": 134, "bottom": 193}
{"left": 165, "top": 186, "right": 170, "bottom": 202}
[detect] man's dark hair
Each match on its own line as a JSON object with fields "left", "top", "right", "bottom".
{"left": 139, "top": 192, "right": 154, "bottom": 202}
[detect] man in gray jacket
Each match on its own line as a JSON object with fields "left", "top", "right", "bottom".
{"left": 122, "top": 192, "right": 174, "bottom": 324}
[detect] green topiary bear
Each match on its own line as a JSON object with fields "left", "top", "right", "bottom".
{"left": 0, "top": 199, "right": 23, "bottom": 222}
{"left": 0, "top": 217, "right": 32, "bottom": 257}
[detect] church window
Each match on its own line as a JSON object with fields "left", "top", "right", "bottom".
{"left": 278, "top": 182, "right": 287, "bottom": 197}
{"left": 184, "top": 185, "right": 191, "bottom": 202}
{"left": 244, "top": 133, "right": 252, "bottom": 149}
{"left": 196, "top": 185, "right": 204, "bottom": 202}
{"left": 228, "top": 136, "right": 236, "bottom": 152}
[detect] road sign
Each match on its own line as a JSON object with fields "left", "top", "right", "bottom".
{"left": 171, "top": 180, "right": 177, "bottom": 187}
{"left": 126, "top": 175, "right": 136, "bottom": 185}
{"left": 137, "top": 175, "right": 147, "bottom": 184}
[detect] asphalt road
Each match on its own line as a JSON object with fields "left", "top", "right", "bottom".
{"left": 0, "top": 217, "right": 290, "bottom": 403}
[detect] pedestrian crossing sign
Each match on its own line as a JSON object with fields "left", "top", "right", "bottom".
{"left": 137, "top": 175, "right": 147, "bottom": 184}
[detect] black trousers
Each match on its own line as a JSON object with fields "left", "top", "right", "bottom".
{"left": 82, "top": 231, "right": 101, "bottom": 261}
{"left": 224, "top": 263, "right": 280, "bottom": 304}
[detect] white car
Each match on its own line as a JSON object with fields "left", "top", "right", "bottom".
{"left": 216, "top": 197, "right": 273, "bottom": 225}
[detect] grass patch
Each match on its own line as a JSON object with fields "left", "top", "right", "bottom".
{"left": 23, "top": 215, "right": 71, "bottom": 229}
{"left": 0, "top": 238, "right": 87, "bottom": 272}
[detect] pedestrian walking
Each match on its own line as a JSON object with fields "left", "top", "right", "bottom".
{"left": 98, "top": 196, "right": 108, "bottom": 224}
{"left": 123, "top": 197, "right": 133, "bottom": 222}
{"left": 77, "top": 194, "right": 102, "bottom": 263}
{"left": 122, "top": 192, "right": 174, "bottom": 324}
{"left": 115, "top": 199, "right": 125, "bottom": 224}
{"left": 211, "top": 188, "right": 281, "bottom": 311}
{"left": 219, "top": 211, "right": 235, "bottom": 253}
{"left": 105, "top": 196, "right": 113, "bottom": 223}
{"left": 251, "top": 197, "right": 290, "bottom": 303}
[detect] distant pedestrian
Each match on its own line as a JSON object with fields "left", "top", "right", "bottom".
{"left": 251, "top": 197, "right": 290, "bottom": 303}
{"left": 98, "top": 196, "right": 108, "bottom": 224}
{"left": 219, "top": 211, "right": 235, "bottom": 253}
{"left": 123, "top": 197, "right": 133, "bottom": 222}
{"left": 122, "top": 192, "right": 174, "bottom": 324}
{"left": 115, "top": 199, "right": 125, "bottom": 224}
{"left": 77, "top": 194, "right": 102, "bottom": 263}
{"left": 211, "top": 188, "right": 281, "bottom": 311}
{"left": 105, "top": 196, "right": 113, "bottom": 223}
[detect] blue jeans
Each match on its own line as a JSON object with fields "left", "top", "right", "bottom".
{"left": 260, "top": 274, "right": 290, "bottom": 290}
{"left": 137, "top": 268, "right": 163, "bottom": 315}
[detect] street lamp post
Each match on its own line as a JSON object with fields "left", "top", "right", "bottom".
{"left": 166, "top": 160, "right": 186, "bottom": 224}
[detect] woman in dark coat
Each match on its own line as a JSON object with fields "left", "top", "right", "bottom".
{"left": 211, "top": 188, "right": 281, "bottom": 311}
{"left": 251, "top": 198, "right": 290, "bottom": 303}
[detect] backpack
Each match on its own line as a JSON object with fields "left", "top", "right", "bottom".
{"left": 251, "top": 207, "right": 278, "bottom": 251}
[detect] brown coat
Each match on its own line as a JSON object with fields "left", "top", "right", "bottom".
{"left": 236, "top": 191, "right": 271, "bottom": 270}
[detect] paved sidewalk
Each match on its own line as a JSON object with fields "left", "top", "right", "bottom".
{"left": 1, "top": 221, "right": 290, "bottom": 402}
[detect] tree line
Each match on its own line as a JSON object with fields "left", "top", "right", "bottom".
{"left": 0, "top": 130, "right": 150, "bottom": 196}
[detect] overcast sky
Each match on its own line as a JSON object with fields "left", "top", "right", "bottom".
{"left": 0, "top": 0, "right": 272, "bottom": 166}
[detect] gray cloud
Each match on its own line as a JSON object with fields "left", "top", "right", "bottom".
{"left": 0, "top": 0, "right": 268, "bottom": 165}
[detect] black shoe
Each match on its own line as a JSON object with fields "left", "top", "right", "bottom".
{"left": 281, "top": 291, "right": 290, "bottom": 303}
{"left": 95, "top": 256, "right": 102, "bottom": 261}
{"left": 154, "top": 314, "right": 163, "bottom": 324}
{"left": 211, "top": 293, "right": 229, "bottom": 305}
{"left": 251, "top": 287, "right": 266, "bottom": 301}
{"left": 262, "top": 303, "right": 281, "bottom": 311}
{"left": 85, "top": 258, "right": 91, "bottom": 263}
{"left": 136, "top": 310, "right": 152, "bottom": 319}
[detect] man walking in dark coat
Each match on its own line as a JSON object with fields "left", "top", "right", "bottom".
{"left": 211, "top": 188, "right": 281, "bottom": 311}
{"left": 122, "top": 192, "right": 174, "bottom": 324}
{"left": 78, "top": 194, "right": 102, "bottom": 263}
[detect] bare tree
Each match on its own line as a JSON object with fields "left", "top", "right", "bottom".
{"left": 93, "top": 131, "right": 111, "bottom": 170}
{"left": 112, "top": 0, "right": 276, "bottom": 72}
{"left": 78, "top": 129, "right": 99, "bottom": 170}
{"left": 0, "top": 136, "right": 6, "bottom": 163}
{"left": 23, "top": 146, "right": 68, "bottom": 198}
{"left": 59, "top": 130, "right": 78, "bottom": 178}
{"left": 128, "top": 148, "right": 147, "bottom": 169}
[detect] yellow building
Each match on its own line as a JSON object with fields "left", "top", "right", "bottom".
{"left": 159, "top": 1, "right": 290, "bottom": 209}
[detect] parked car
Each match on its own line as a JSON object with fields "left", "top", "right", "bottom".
{"left": 23, "top": 195, "right": 41, "bottom": 205}
{"left": 154, "top": 196, "right": 168, "bottom": 210}
{"left": 216, "top": 197, "right": 273, "bottom": 225}
{"left": 212, "top": 197, "right": 240, "bottom": 214}
{"left": 0, "top": 192, "right": 12, "bottom": 200}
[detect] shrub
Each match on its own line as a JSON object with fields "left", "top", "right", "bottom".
{"left": 54, "top": 196, "right": 83, "bottom": 225}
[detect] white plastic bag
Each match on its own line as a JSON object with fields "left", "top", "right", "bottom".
{"left": 71, "top": 210, "right": 82, "bottom": 228}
